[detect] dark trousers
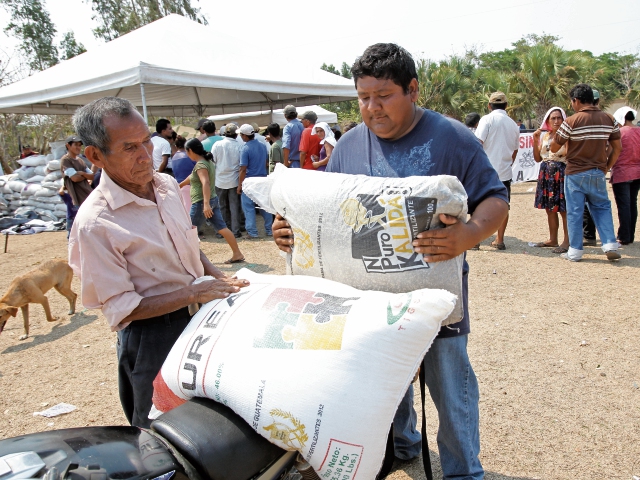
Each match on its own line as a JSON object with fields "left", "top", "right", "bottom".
{"left": 116, "top": 307, "right": 191, "bottom": 428}
{"left": 216, "top": 186, "right": 243, "bottom": 236}
{"left": 612, "top": 179, "right": 640, "bottom": 244}
{"left": 583, "top": 205, "right": 596, "bottom": 239}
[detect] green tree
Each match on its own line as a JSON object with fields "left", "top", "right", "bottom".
{"left": 1, "top": 0, "right": 58, "bottom": 72}
{"left": 320, "top": 61, "right": 360, "bottom": 123}
{"left": 416, "top": 56, "right": 481, "bottom": 120}
{"left": 513, "top": 45, "right": 603, "bottom": 124}
{"left": 320, "top": 63, "right": 340, "bottom": 76}
{"left": 87, "top": 0, "right": 207, "bottom": 41}
{"left": 59, "top": 31, "right": 86, "bottom": 60}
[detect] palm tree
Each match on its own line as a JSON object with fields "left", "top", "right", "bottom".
{"left": 416, "top": 56, "right": 478, "bottom": 120}
{"left": 513, "top": 45, "right": 599, "bottom": 125}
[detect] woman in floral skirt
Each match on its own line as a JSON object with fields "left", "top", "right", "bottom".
{"left": 532, "top": 107, "right": 569, "bottom": 253}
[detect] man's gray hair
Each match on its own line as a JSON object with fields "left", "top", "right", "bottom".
{"left": 72, "top": 97, "right": 137, "bottom": 154}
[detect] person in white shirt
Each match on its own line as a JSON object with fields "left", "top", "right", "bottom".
{"left": 475, "top": 91, "right": 520, "bottom": 250}
{"left": 151, "top": 119, "right": 174, "bottom": 172}
{"left": 212, "top": 124, "right": 243, "bottom": 238}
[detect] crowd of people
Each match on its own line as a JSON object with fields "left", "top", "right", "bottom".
{"left": 462, "top": 86, "right": 636, "bottom": 261}
{"left": 26, "top": 40, "right": 638, "bottom": 480}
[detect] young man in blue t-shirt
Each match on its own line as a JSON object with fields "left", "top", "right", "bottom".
{"left": 273, "top": 44, "right": 508, "bottom": 478}
{"left": 237, "top": 124, "right": 272, "bottom": 239}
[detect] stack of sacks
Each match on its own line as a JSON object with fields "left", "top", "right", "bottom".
{"left": 0, "top": 156, "right": 66, "bottom": 220}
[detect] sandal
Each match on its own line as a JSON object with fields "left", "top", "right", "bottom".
{"left": 533, "top": 242, "right": 558, "bottom": 248}
{"left": 224, "top": 257, "right": 245, "bottom": 264}
{"left": 552, "top": 246, "right": 568, "bottom": 254}
{"left": 489, "top": 241, "right": 506, "bottom": 250}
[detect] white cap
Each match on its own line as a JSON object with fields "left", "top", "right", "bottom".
{"left": 238, "top": 124, "right": 256, "bottom": 135}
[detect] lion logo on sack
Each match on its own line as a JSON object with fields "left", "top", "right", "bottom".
{"left": 263, "top": 409, "right": 308, "bottom": 449}
{"left": 345, "top": 189, "right": 437, "bottom": 273}
{"left": 253, "top": 288, "right": 359, "bottom": 350}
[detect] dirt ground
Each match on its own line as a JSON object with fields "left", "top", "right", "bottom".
{"left": 0, "top": 182, "right": 638, "bottom": 480}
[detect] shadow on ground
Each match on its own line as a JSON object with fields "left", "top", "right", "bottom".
{"left": 475, "top": 235, "right": 640, "bottom": 265}
{"left": 392, "top": 451, "right": 539, "bottom": 479}
{"left": 1, "top": 312, "right": 98, "bottom": 354}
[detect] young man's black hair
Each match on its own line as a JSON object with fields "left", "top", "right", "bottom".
{"left": 569, "top": 83, "right": 594, "bottom": 104}
{"left": 155, "top": 118, "right": 170, "bottom": 134}
{"left": 202, "top": 120, "right": 217, "bottom": 134}
{"left": 464, "top": 112, "right": 481, "bottom": 128}
{"left": 350, "top": 43, "right": 417, "bottom": 94}
{"left": 267, "top": 123, "right": 281, "bottom": 138}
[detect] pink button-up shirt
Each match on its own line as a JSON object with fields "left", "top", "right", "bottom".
{"left": 69, "top": 171, "right": 203, "bottom": 331}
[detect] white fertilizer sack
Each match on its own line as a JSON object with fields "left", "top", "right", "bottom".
{"left": 244, "top": 165, "right": 468, "bottom": 324}
{"left": 152, "top": 269, "right": 456, "bottom": 480}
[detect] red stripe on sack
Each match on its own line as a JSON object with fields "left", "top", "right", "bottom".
{"left": 152, "top": 371, "right": 187, "bottom": 412}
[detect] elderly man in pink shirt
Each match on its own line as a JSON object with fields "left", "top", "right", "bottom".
{"left": 69, "top": 97, "right": 248, "bottom": 428}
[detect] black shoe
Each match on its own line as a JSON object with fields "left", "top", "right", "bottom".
{"left": 234, "top": 232, "right": 242, "bottom": 238}
{"left": 215, "top": 233, "right": 223, "bottom": 239}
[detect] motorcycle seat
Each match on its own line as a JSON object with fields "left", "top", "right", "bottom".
{"left": 151, "top": 397, "right": 286, "bottom": 480}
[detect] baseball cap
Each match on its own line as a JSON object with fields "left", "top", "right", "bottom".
{"left": 592, "top": 89, "right": 600, "bottom": 100}
{"left": 238, "top": 124, "right": 256, "bottom": 135}
{"left": 22, "top": 144, "right": 31, "bottom": 149}
{"left": 489, "top": 91, "right": 507, "bottom": 103}
{"left": 331, "top": 124, "right": 341, "bottom": 132}
{"left": 250, "top": 122, "right": 260, "bottom": 132}
{"left": 224, "top": 124, "right": 238, "bottom": 135}
{"left": 301, "top": 110, "right": 318, "bottom": 122}
{"left": 65, "top": 135, "right": 83, "bottom": 144}
{"left": 195, "top": 118, "right": 207, "bottom": 130}
{"left": 283, "top": 105, "right": 297, "bottom": 117}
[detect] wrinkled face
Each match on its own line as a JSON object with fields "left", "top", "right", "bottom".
{"left": 315, "top": 127, "right": 325, "bottom": 140}
{"left": 356, "top": 76, "right": 419, "bottom": 141}
{"left": 548, "top": 110, "right": 564, "bottom": 131}
{"left": 89, "top": 113, "right": 154, "bottom": 191}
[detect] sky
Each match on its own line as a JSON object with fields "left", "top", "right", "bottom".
{"left": 1, "top": 0, "right": 640, "bottom": 72}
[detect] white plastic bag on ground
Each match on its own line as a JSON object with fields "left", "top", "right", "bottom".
{"left": 244, "top": 165, "right": 468, "bottom": 324}
{"left": 43, "top": 171, "right": 62, "bottom": 182}
{"left": 16, "top": 166, "right": 36, "bottom": 180}
{"left": 34, "top": 187, "right": 58, "bottom": 197}
{"left": 21, "top": 183, "right": 41, "bottom": 197}
{"left": 17, "top": 155, "right": 47, "bottom": 167}
{"left": 152, "top": 269, "right": 456, "bottom": 480}
{"left": 26, "top": 175, "right": 46, "bottom": 183}
{"left": 8, "top": 180, "right": 27, "bottom": 192}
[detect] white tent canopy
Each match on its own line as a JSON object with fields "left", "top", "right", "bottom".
{"left": 0, "top": 15, "right": 356, "bottom": 118}
{"left": 208, "top": 105, "right": 338, "bottom": 127}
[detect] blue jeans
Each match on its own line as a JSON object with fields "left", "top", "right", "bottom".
{"left": 241, "top": 192, "right": 273, "bottom": 237}
{"left": 289, "top": 160, "right": 301, "bottom": 168}
{"left": 393, "top": 335, "right": 483, "bottom": 479}
{"left": 564, "top": 169, "right": 618, "bottom": 259}
{"left": 612, "top": 179, "right": 640, "bottom": 244}
{"left": 190, "top": 197, "right": 227, "bottom": 232}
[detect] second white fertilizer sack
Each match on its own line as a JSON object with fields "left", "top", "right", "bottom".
{"left": 244, "top": 165, "right": 468, "bottom": 324}
{"left": 151, "top": 269, "right": 456, "bottom": 480}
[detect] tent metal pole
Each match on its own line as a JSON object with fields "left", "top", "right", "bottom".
{"left": 140, "top": 83, "right": 148, "bottom": 123}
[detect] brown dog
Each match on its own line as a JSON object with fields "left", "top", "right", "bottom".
{"left": 0, "top": 259, "right": 77, "bottom": 340}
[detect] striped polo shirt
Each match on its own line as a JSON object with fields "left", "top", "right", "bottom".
{"left": 555, "top": 105, "right": 620, "bottom": 175}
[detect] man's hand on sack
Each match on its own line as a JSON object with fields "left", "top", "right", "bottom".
{"left": 413, "top": 214, "right": 476, "bottom": 262}
{"left": 414, "top": 198, "right": 509, "bottom": 262}
{"left": 191, "top": 276, "right": 249, "bottom": 304}
{"left": 273, "top": 214, "right": 293, "bottom": 253}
